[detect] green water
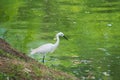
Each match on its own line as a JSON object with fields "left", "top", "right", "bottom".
{"left": 0, "top": 0, "right": 120, "bottom": 80}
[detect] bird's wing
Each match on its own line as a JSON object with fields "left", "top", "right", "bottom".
{"left": 36, "top": 43, "right": 54, "bottom": 53}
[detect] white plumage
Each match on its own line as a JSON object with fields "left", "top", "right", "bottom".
{"left": 30, "top": 32, "right": 68, "bottom": 63}
{"left": 31, "top": 43, "right": 55, "bottom": 54}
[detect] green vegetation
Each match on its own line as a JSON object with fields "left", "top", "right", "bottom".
{"left": 0, "top": 0, "right": 120, "bottom": 80}
{"left": 0, "top": 46, "right": 78, "bottom": 80}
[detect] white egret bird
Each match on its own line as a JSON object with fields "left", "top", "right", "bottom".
{"left": 30, "top": 32, "right": 68, "bottom": 63}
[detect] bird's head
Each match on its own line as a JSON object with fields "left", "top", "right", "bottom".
{"left": 57, "top": 32, "right": 68, "bottom": 40}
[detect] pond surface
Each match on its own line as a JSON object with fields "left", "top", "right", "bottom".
{"left": 0, "top": 0, "right": 120, "bottom": 80}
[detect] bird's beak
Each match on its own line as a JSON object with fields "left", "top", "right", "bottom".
{"left": 63, "top": 36, "right": 68, "bottom": 40}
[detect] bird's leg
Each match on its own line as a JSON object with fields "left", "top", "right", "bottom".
{"left": 42, "top": 55, "right": 45, "bottom": 63}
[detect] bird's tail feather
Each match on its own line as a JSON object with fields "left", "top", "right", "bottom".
{"left": 30, "top": 48, "right": 34, "bottom": 55}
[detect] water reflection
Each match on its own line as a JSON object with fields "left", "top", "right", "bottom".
{"left": 85, "top": 0, "right": 120, "bottom": 13}
{"left": 0, "top": 0, "right": 120, "bottom": 79}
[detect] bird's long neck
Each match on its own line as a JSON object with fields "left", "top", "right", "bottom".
{"left": 54, "top": 35, "right": 60, "bottom": 47}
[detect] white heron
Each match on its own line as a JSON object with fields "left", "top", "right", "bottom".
{"left": 30, "top": 32, "right": 68, "bottom": 63}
